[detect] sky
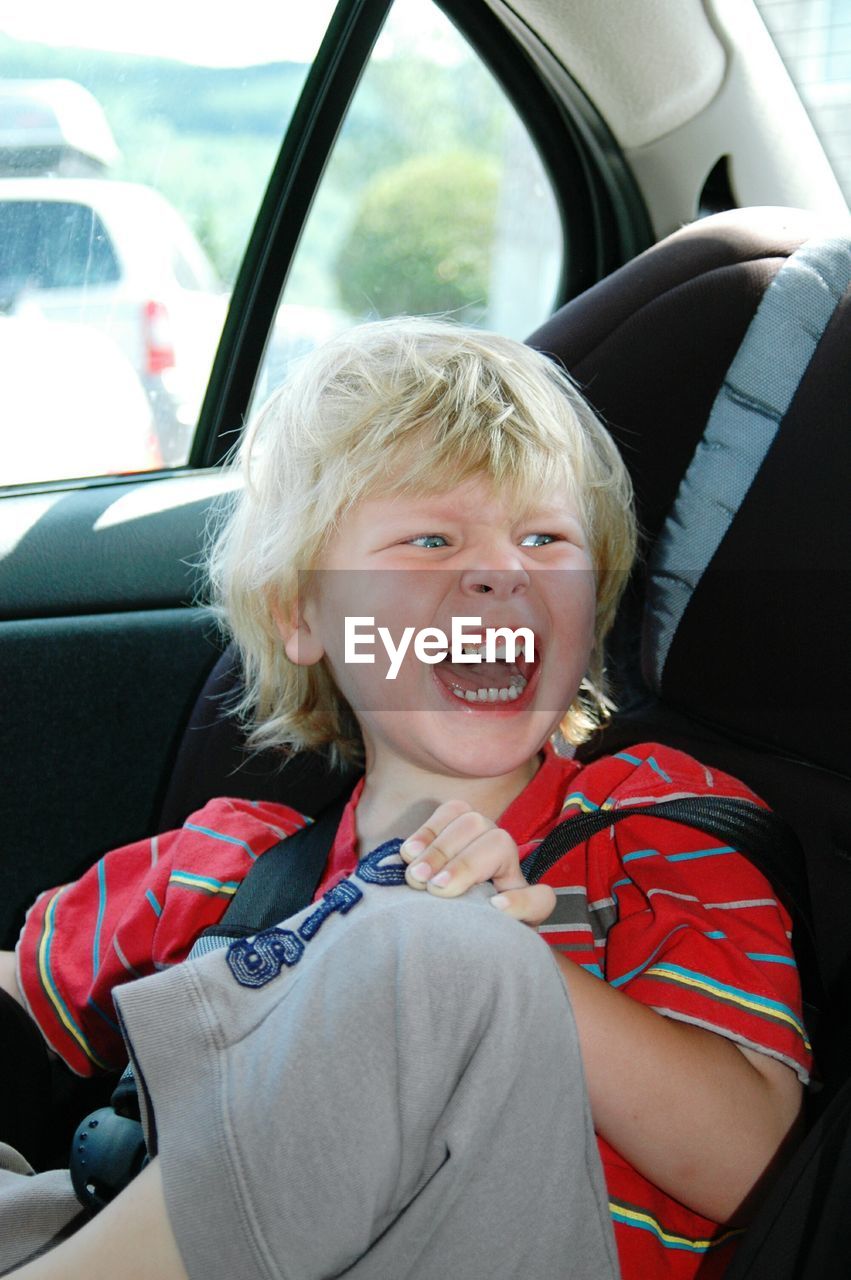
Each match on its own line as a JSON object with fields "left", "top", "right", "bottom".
{"left": 0, "top": 0, "right": 344, "bottom": 66}
{"left": 0, "top": 0, "right": 455, "bottom": 67}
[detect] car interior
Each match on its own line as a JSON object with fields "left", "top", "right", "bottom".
{"left": 0, "top": 0, "right": 849, "bottom": 1271}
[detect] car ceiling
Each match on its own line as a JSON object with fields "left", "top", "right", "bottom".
{"left": 497, "top": 0, "right": 847, "bottom": 235}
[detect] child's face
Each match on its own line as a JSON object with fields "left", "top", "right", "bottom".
{"left": 284, "top": 474, "right": 596, "bottom": 783}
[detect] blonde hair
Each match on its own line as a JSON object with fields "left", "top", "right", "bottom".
{"left": 207, "top": 316, "right": 637, "bottom": 769}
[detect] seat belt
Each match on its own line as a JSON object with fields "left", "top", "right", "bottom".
{"left": 522, "top": 794, "right": 805, "bottom": 908}
{"left": 196, "top": 789, "right": 353, "bottom": 947}
{"left": 521, "top": 794, "right": 822, "bottom": 1030}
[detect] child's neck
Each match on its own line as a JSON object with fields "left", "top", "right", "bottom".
{"left": 353, "top": 753, "right": 543, "bottom": 857}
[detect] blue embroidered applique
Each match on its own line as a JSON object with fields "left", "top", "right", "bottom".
{"left": 227, "top": 927, "right": 304, "bottom": 987}
{"left": 298, "top": 877, "right": 363, "bottom": 941}
{"left": 355, "top": 839, "right": 407, "bottom": 885}
{"left": 227, "top": 840, "right": 407, "bottom": 988}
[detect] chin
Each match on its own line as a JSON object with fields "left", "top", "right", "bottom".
{"left": 418, "top": 722, "right": 548, "bottom": 780}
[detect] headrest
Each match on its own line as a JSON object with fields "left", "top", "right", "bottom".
{"left": 529, "top": 207, "right": 851, "bottom": 780}
{"left": 158, "top": 646, "right": 358, "bottom": 833}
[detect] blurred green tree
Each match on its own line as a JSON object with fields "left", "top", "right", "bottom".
{"left": 336, "top": 150, "right": 499, "bottom": 318}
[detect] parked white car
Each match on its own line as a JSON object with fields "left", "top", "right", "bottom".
{"left": 0, "top": 177, "right": 227, "bottom": 465}
{"left": 0, "top": 313, "right": 161, "bottom": 485}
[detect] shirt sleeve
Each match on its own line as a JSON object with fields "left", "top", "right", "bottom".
{"left": 599, "top": 746, "right": 812, "bottom": 1082}
{"left": 16, "top": 798, "right": 308, "bottom": 1076}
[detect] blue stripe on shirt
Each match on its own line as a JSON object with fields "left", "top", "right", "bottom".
{"left": 745, "top": 952, "right": 798, "bottom": 967}
{"left": 622, "top": 849, "right": 660, "bottom": 864}
{"left": 645, "top": 755, "right": 673, "bottom": 783}
{"left": 184, "top": 821, "right": 278, "bottom": 862}
{"left": 87, "top": 995, "right": 121, "bottom": 1033}
{"left": 609, "top": 924, "right": 691, "bottom": 988}
{"left": 93, "top": 858, "right": 107, "bottom": 976}
{"left": 667, "top": 846, "right": 736, "bottom": 862}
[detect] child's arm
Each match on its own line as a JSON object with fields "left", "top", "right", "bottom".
{"left": 400, "top": 801, "right": 804, "bottom": 1225}
{"left": 14, "top": 797, "right": 307, "bottom": 1076}
{"left": 547, "top": 946, "right": 802, "bottom": 1223}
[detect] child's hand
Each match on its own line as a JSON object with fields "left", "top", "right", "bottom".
{"left": 399, "top": 799, "right": 556, "bottom": 927}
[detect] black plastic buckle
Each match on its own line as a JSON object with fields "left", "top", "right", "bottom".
{"left": 69, "top": 1106, "right": 149, "bottom": 1212}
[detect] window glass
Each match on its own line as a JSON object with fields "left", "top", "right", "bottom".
{"left": 0, "top": 2, "right": 335, "bottom": 485}
{"left": 0, "top": 200, "right": 119, "bottom": 288}
{"left": 251, "top": 0, "right": 563, "bottom": 410}
{"left": 171, "top": 245, "right": 205, "bottom": 293}
{"left": 756, "top": 0, "right": 851, "bottom": 202}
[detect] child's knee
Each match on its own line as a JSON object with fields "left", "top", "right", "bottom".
{"left": 347, "top": 884, "right": 567, "bottom": 1023}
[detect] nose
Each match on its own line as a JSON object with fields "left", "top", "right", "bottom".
{"left": 459, "top": 560, "right": 530, "bottom": 599}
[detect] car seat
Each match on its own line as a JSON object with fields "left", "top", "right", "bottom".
{"left": 527, "top": 206, "right": 851, "bottom": 1279}
{"left": 526, "top": 206, "right": 851, "bottom": 1083}
{"left": 159, "top": 643, "right": 359, "bottom": 831}
{"left": 159, "top": 206, "right": 851, "bottom": 1273}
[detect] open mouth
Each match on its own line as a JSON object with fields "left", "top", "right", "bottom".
{"left": 433, "top": 634, "right": 539, "bottom": 707}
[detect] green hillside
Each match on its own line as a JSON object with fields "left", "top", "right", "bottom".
{"left": 0, "top": 35, "right": 306, "bottom": 136}
{"left": 0, "top": 35, "right": 306, "bottom": 280}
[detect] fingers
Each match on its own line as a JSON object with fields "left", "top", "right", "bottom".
{"left": 490, "top": 883, "right": 557, "bottom": 927}
{"left": 398, "top": 800, "right": 556, "bottom": 929}
{"left": 400, "top": 801, "right": 525, "bottom": 897}
{"left": 400, "top": 798, "right": 474, "bottom": 875}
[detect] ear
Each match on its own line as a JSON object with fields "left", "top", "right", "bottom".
{"left": 271, "top": 599, "right": 325, "bottom": 666}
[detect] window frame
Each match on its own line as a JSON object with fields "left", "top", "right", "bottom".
{"left": 192, "top": 0, "right": 394, "bottom": 468}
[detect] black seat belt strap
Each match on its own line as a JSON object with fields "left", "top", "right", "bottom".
{"left": 521, "top": 794, "right": 822, "bottom": 1024}
{"left": 521, "top": 795, "right": 802, "bottom": 897}
{"left": 209, "top": 789, "right": 353, "bottom": 939}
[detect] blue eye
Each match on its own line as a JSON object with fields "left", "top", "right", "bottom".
{"left": 520, "top": 533, "right": 556, "bottom": 547}
{"left": 409, "top": 534, "right": 447, "bottom": 548}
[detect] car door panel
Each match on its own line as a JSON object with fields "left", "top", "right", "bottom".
{"left": 0, "top": 473, "right": 234, "bottom": 946}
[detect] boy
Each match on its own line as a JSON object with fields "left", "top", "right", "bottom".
{"left": 0, "top": 319, "right": 807, "bottom": 1279}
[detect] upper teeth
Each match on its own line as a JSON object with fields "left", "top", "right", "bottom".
{"left": 459, "top": 639, "right": 529, "bottom": 660}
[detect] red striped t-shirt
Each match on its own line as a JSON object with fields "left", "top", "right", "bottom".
{"left": 16, "top": 741, "right": 810, "bottom": 1279}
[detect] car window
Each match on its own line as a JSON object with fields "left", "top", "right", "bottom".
{"left": 755, "top": 0, "right": 851, "bottom": 204}
{"left": 251, "top": 0, "right": 563, "bottom": 410}
{"left": 171, "top": 245, "right": 205, "bottom": 293}
{"left": 0, "top": 5, "right": 336, "bottom": 486}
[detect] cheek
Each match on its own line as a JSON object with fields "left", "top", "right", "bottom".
{"left": 552, "top": 576, "right": 597, "bottom": 661}
{"left": 566, "top": 570, "right": 596, "bottom": 625}
{"left": 307, "top": 579, "right": 361, "bottom": 655}
{"left": 583, "top": 584, "right": 598, "bottom": 642}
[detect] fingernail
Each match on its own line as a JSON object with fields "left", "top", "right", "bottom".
{"left": 409, "top": 861, "right": 433, "bottom": 883}
{"left": 490, "top": 894, "right": 509, "bottom": 910}
{"left": 402, "top": 838, "right": 426, "bottom": 857}
{"left": 431, "top": 870, "right": 450, "bottom": 888}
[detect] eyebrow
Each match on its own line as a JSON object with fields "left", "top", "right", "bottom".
{"left": 522, "top": 505, "right": 576, "bottom": 519}
{"left": 380, "top": 498, "right": 579, "bottom": 522}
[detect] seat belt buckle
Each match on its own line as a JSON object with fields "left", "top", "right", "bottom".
{"left": 69, "top": 1105, "right": 149, "bottom": 1212}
